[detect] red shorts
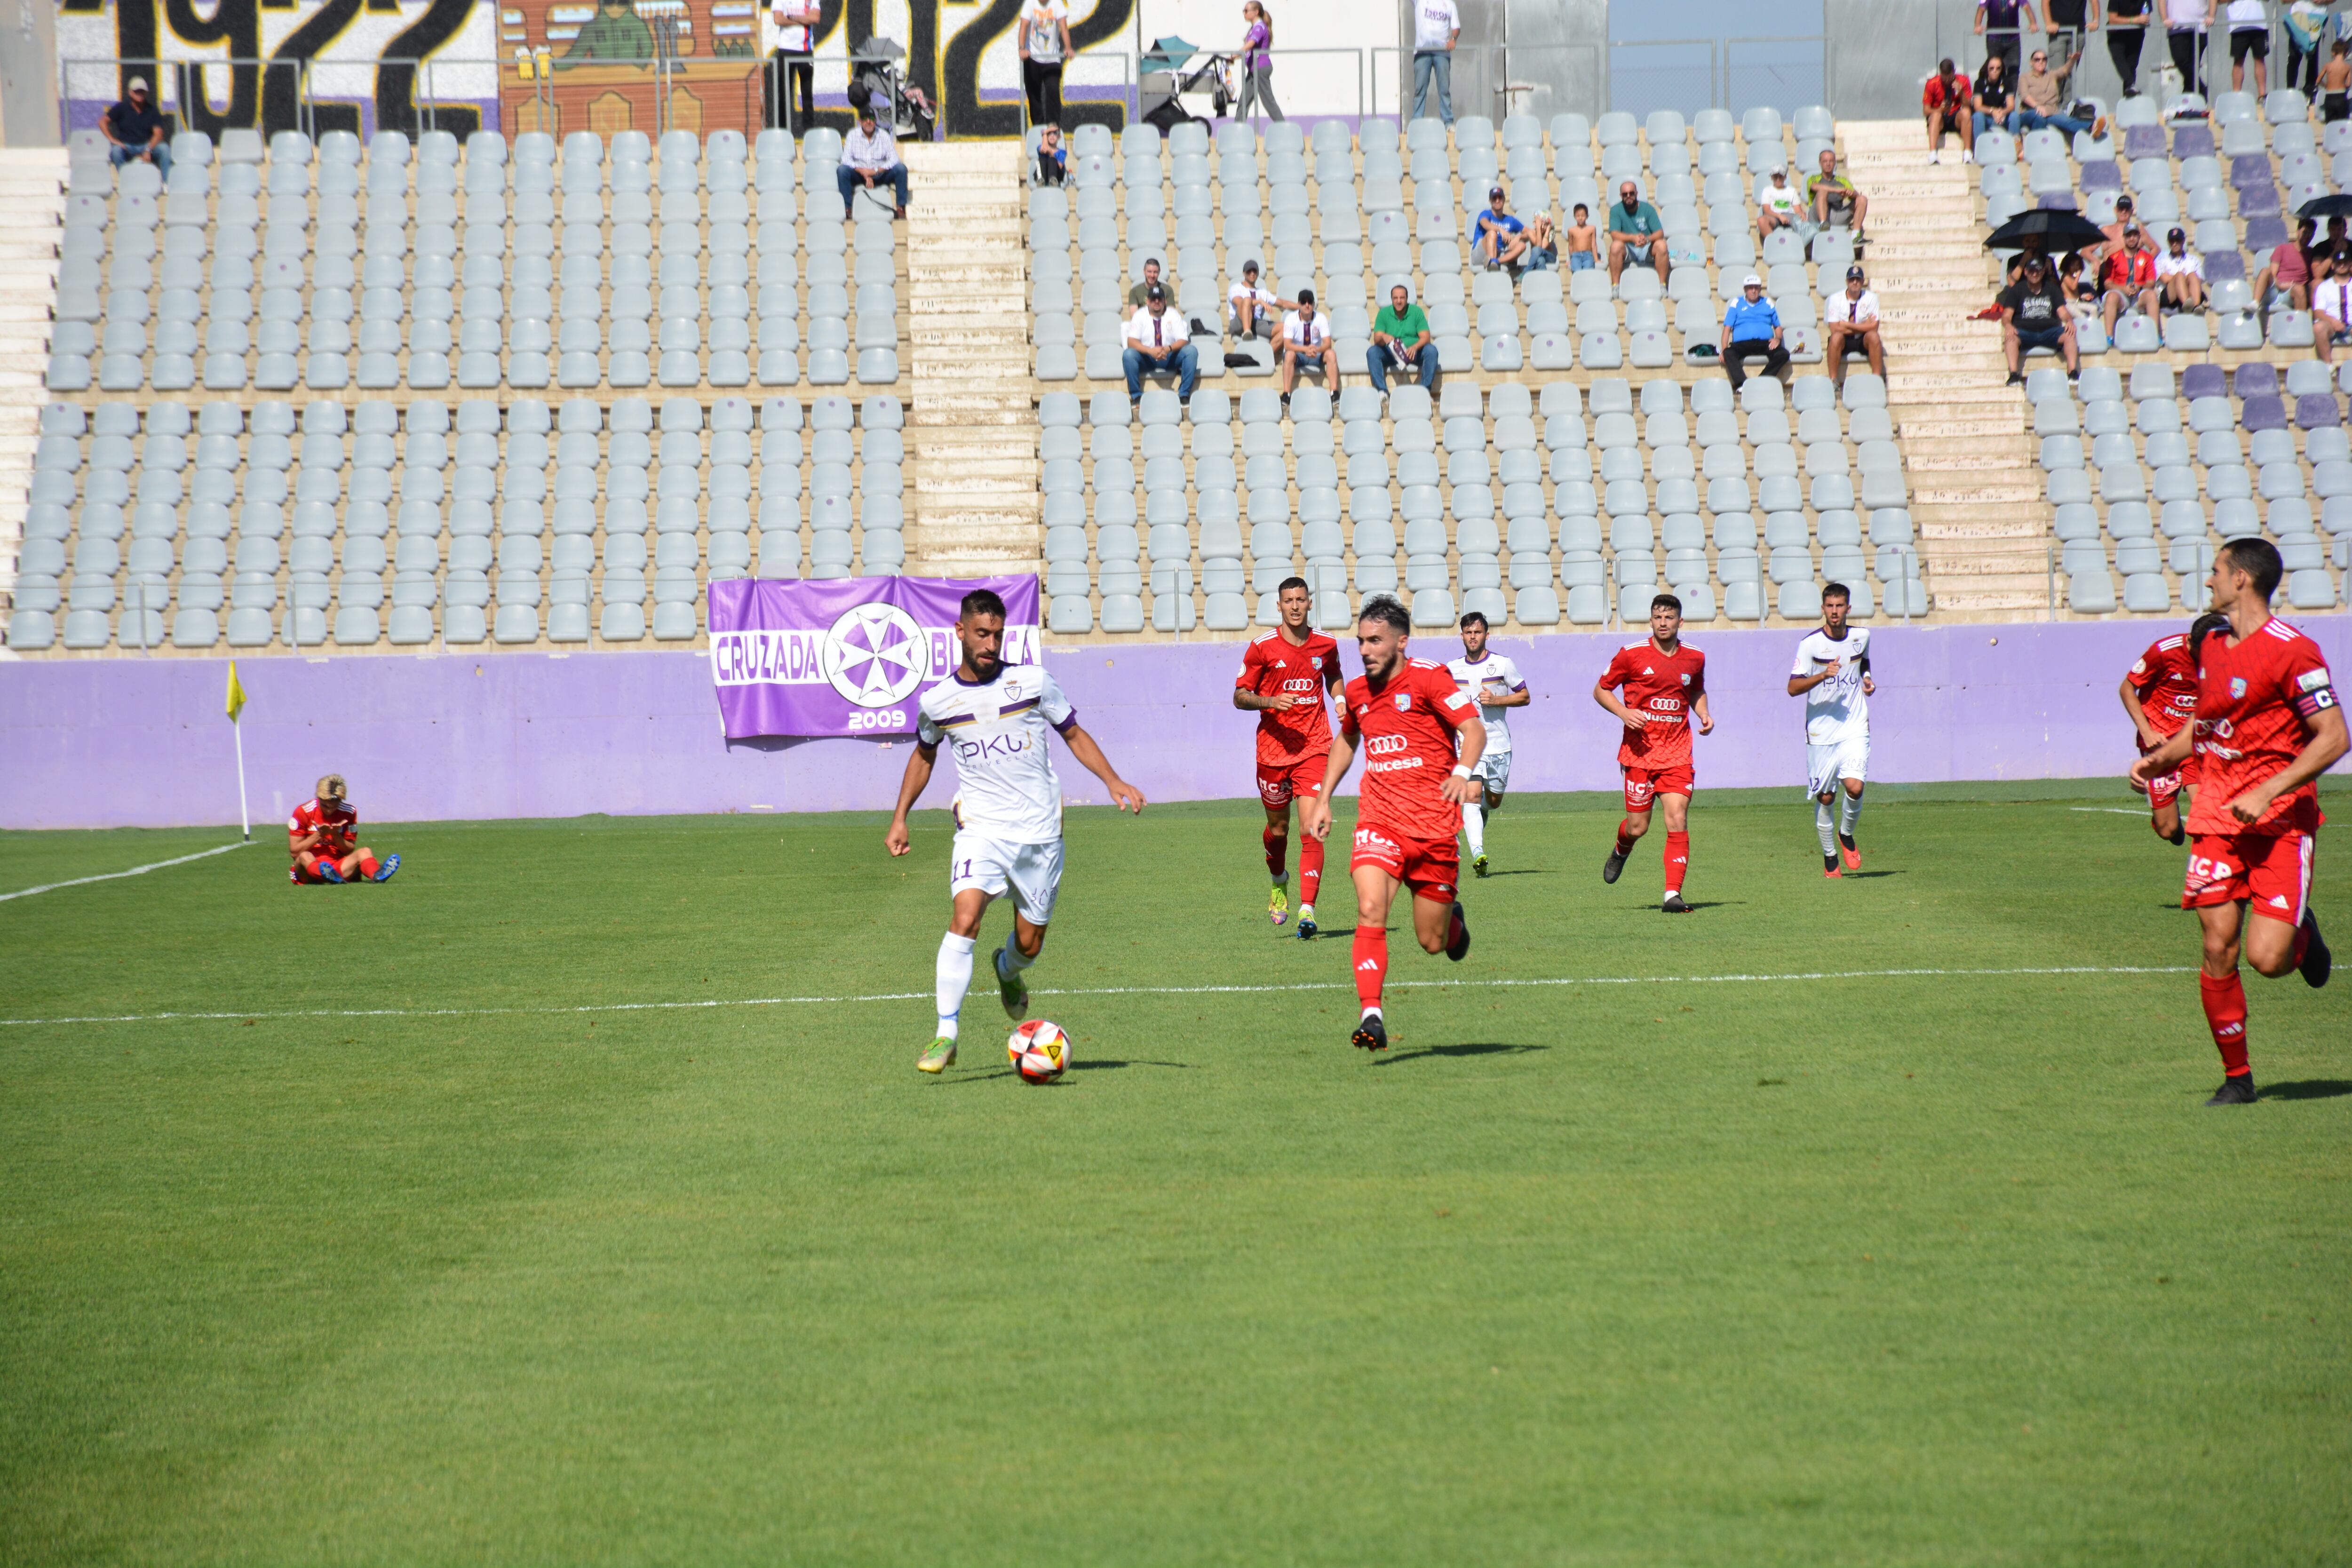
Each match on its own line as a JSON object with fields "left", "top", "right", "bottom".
{"left": 1350, "top": 821, "right": 1460, "bottom": 903}
{"left": 1256, "top": 753, "right": 1329, "bottom": 809}
{"left": 2131, "top": 734, "right": 2186, "bottom": 806}
{"left": 291, "top": 858, "right": 335, "bottom": 884}
{"left": 2183, "top": 829, "right": 2315, "bottom": 927}
{"left": 1622, "top": 763, "right": 1694, "bottom": 812}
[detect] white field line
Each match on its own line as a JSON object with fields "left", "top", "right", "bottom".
{"left": 2069, "top": 807, "right": 2153, "bottom": 816}
{"left": 0, "top": 842, "right": 248, "bottom": 904}
{"left": 0, "top": 965, "right": 2188, "bottom": 1029}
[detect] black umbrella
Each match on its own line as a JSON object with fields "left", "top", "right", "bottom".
{"left": 2297, "top": 191, "right": 2352, "bottom": 221}
{"left": 1983, "top": 207, "right": 2109, "bottom": 254}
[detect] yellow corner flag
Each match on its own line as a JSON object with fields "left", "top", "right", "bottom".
{"left": 225, "top": 660, "right": 246, "bottom": 724}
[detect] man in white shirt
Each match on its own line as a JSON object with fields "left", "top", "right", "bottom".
{"left": 2166, "top": 0, "right": 2213, "bottom": 97}
{"left": 837, "top": 108, "right": 910, "bottom": 220}
{"left": 1123, "top": 285, "right": 1199, "bottom": 404}
{"left": 1277, "top": 286, "right": 1337, "bottom": 401}
{"left": 1446, "top": 609, "right": 1529, "bottom": 878}
{"left": 887, "top": 587, "right": 1144, "bottom": 1074}
{"left": 1756, "top": 167, "right": 1806, "bottom": 247}
{"left": 2155, "top": 225, "right": 2207, "bottom": 311}
{"left": 1787, "top": 583, "right": 1875, "bottom": 877}
{"left": 2226, "top": 0, "right": 2269, "bottom": 95}
{"left": 1412, "top": 0, "right": 1461, "bottom": 126}
{"left": 1822, "top": 263, "right": 1884, "bottom": 391}
{"left": 767, "top": 0, "right": 820, "bottom": 134}
{"left": 1227, "top": 258, "right": 1296, "bottom": 340}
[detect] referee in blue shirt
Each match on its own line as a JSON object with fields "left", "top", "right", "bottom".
{"left": 1720, "top": 273, "right": 1790, "bottom": 392}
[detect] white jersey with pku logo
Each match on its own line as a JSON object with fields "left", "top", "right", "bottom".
{"left": 1444, "top": 652, "right": 1525, "bottom": 753}
{"left": 916, "top": 663, "right": 1077, "bottom": 844}
{"left": 1793, "top": 627, "right": 1872, "bottom": 744}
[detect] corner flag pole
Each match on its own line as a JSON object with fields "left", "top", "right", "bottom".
{"left": 225, "top": 661, "right": 251, "bottom": 842}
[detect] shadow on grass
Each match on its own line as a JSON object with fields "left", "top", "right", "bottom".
{"left": 1843, "top": 870, "right": 1904, "bottom": 880}
{"left": 1372, "top": 1041, "right": 1550, "bottom": 1067}
{"left": 1070, "top": 1058, "right": 1192, "bottom": 1071}
{"left": 2259, "top": 1079, "right": 2352, "bottom": 1101}
{"left": 1476, "top": 868, "right": 1555, "bottom": 878}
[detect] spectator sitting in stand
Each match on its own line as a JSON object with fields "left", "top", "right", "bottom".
{"left": 101, "top": 78, "right": 171, "bottom": 180}
{"left": 1806, "top": 149, "right": 1868, "bottom": 240}
{"left": 1128, "top": 256, "right": 1166, "bottom": 309}
{"left": 1757, "top": 167, "right": 1809, "bottom": 247}
{"left": 2099, "top": 193, "right": 2137, "bottom": 269}
{"left": 1474, "top": 184, "right": 1530, "bottom": 270}
{"left": 1228, "top": 258, "right": 1294, "bottom": 341}
{"left": 1562, "top": 202, "right": 1601, "bottom": 271}
{"left": 2313, "top": 247, "right": 2352, "bottom": 362}
{"left": 1033, "top": 123, "right": 1067, "bottom": 186}
{"left": 2100, "top": 223, "right": 2161, "bottom": 337}
{"left": 1923, "top": 57, "right": 1976, "bottom": 164}
{"left": 1823, "top": 263, "right": 1885, "bottom": 391}
{"left": 2155, "top": 225, "right": 2207, "bottom": 311}
{"left": 1605, "top": 180, "right": 1671, "bottom": 286}
{"left": 2002, "top": 251, "right": 2080, "bottom": 383}
{"left": 838, "top": 108, "right": 910, "bottom": 219}
{"left": 2060, "top": 250, "right": 2099, "bottom": 314}
{"left": 1123, "top": 285, "right": 1199, "bottom": 404}
{"left": 1367, "top": 281, "right": 1438, "bottom": 393}
{"left": 1520, "top": 209, "right": 1559, "bottom": 270}
{"left": 1277, "top": 287, "right": 1338, "bottom": 401}
{"left": 1975, "top": 54, "right": 2024, "bottom": 138}
{"left": 2255, "top": 215, "right": 2316, "bottom": 312}
{"left": 1720, "top": 273, "right": 1791, "bottom": 390}
{"left": 2018, "top": 42, "right": 2106, "bottom": 136}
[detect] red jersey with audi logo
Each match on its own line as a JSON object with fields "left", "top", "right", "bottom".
{"left": 1600, "top": 638, "right": 1707, "bottom": 769}
{"left": 2186, "top": 616, "right": 2338, "bottom": 837}
{"left": 1237, "top": 628, "right": 1340, "bottom": 767}
{"left": 2128, "top": 631, "right": 2200, "bottom": 739}
{"left": 1340, "top": 658, "right": 1479, "bottom": 841}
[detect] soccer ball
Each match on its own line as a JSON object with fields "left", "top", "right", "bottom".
{"left": 1008, "top": 1019, "right": 1071, "bottom": 1083}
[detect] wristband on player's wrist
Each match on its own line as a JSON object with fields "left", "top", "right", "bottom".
{"left": 1450, "top": 764, "right": 1473, "bottom": 778}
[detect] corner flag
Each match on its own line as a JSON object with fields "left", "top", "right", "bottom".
{"left": 225, "top": 661, "right": 250, "bottom": 839}
{"left": 225, "top": 660, "right": 247, "bottom": 724}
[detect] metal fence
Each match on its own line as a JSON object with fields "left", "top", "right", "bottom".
{"left": 1370, "top": 36, "right": 1823, "bottom": 123}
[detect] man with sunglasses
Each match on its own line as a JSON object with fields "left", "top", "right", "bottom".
{"left": 2018, "top": 44, "right": 2105, "bottom": 138}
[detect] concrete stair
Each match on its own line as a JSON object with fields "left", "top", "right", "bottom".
{"left": 902, "top": 141, "right": 1039, "bottom": 579}
{"left": 0, "top": 148, "right": 66, "bottom": 618}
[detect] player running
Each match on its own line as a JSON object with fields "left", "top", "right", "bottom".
{"left": 1300, "top": 595, "right": 1485, "bottom": 1052}
{"left": 1594, "top": 593, "right": 1712, "bottom": 912}
{"left": 885, "top": 588, "right": 1146, "bottom": 1075}
{"left": 287, "top": 773, "right": 400, "bottom": 884}
{"left": 2130, "top": 541, "right": 2344, "bottom": 1106}
{"left": 1233, "top": 576, "right": 1343, "bottom": 937}
{"left": 2120, "top": 612, "right": 2230, "bottom": 845}
{"left": 1445, "top": 609, "right": 1529, "bottom": 879}
{"left": 1787, "top": 582, "right": 1873, "bottom": 878}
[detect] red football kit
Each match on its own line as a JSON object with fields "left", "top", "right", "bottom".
{"left": 1601, "top": 637, "right": 1707, "bottom": 808}
{"left": 288, "top": 796, "right": 359, "bottom": 883}
{"left": 1237, "top": 628, "right": 1340, "bottom": 804}
{"left": 1340, "top": 657, "right": 1479, "bottom": 902}
{"left": 2127, "top": 631, "right": 2200, "bottom": 806}
{"left": 2180, "top": 616, "right": 2336, "bottom": 928}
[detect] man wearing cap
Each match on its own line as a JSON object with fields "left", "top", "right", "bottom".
{"left": 1606, "top": 180, "right": 1670, "bottom": 286}
{"left": 1228, "top": 259, "right": 1296, "bottom": 342}
{"left": 1277, "top": 287, "right": 1338, "bottom": 401}
{"left": 1123, "top": 285, "right": 1198, "bottom": 405}
{"left": 2155, "top": 225, "right": 2207, "bottom": 312}
{"left": 2000, "top": 250, "right": 2080, "bottom": 383}
{"left": 1474, "top": 185, "right": 1529, "bottom": 271}
{"left": 1720, "top": 274, "right": 1790, "bottom": 391}
{"left": 1367, "top": 280, "right": 1438, "bottom": 393}
{"left": 1823, "top": 264, "right": 1884, "bottom": 391}
{"left": 1756, "top": 167, "right": 1806, "bottom": 247}
{"left": 2100, "top": 223, "right": 2161, "bottom": 338}
{"left": 102, "top": 78, "right": 171, "bottom": 180}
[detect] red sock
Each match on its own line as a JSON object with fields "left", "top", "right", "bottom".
{"left": 358, "top": 855, "right": 380, "bottom": 880}
{"left": 1299, "top": 831, "right": 1324, "bottom": 907}
{"left": 1614, "top": 819, "right": 1637, "bottom": 856}
{"left": 1664, "top": 831, "right": 1690, "bottom": 894}
{"left": 1263, "top": 825, "right": 1287, "bottom": 881}
{"left": 2200, "top": 970, "right": 2251, "bottom": 1076}
{"left": 1352, "top": 924, "right": 1388, "bottom": 1011}
{"left": 2293, "top": 920, "right": 2310, "bottom": 970}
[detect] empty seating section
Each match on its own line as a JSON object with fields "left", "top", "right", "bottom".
{"left": 2033, "top": 361, "right": 2347, "bottom": 613}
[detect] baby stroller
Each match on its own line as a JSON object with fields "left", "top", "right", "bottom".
{"left": 849, "top": 36, "right": 936, "bottom": 141}
{"left": 1139, "top": 36, "right": 1231, "bottom": 130}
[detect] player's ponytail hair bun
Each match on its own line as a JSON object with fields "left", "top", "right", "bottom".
{"left": 318, "top": 774, "right": 347, "bottom": 802}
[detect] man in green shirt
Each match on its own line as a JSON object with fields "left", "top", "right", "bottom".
{"left": 1367, "top": 282, "right": 1437, "bottom": 393}
{"left": 1127, "top": 257, "right": 1166, "bottom": 309}
{"left": 1606, "top": 180, "right": 1670, "bottom": 287}
{"left": 1805, "top": 150, "right": 1867, "bottom": 239}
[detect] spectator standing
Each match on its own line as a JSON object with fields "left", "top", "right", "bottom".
{"left": 101, "top": 78, "right": 171, "bottom": 180}
{"left": 1017, "top": 0, "right": 1072, "bottom": 130}
{"left": 1277, "top": 287, "right": 1338, "bottom": 401}
{"left": 1923, "top": 58, "right": 1976, "bottom": 163}
{"left": 767, "top": 0, "right": 820, "bottom": 135}
{"left": 1367, "top": 282, "right": 1438, "bottom": 393}
{"left": 2046, "top": 0, "right": 2098, "bottom": 61}
{"left": 2101, "top": 225, "right": 2161, "bottom": 337}
{"left": 1807, "top": 150, "right": 1867, "bottom": 239}
{"left": 2255, "top": 216, "right": 2315, "bottom": 311}
{"left": 1720, "top": 274, "right": 1791, "bottom": 390}
{"left": 1123, "top": 286, "right": 1199, "bottom": 403}
{"left": 1033, "top": 123, "right": 1067, "bottom": 186}
{"left": 2108, "top": 0, "right": 2153, "bottom": 94}
{"left": 1228, "top": 258, "right": 1294, "bottom": 339}
{"left": 2165, "top": 0, "right": 2210, "bottom": 97}
{"left": 1757, "top": 167, "right": 1804, "bottom": 245}
{"left": 1474, "top": 185, "right": 1529, "bottom": 271}
{"left": 2001, "top": 251, "right": 2080, "bottom": 382}
{"left": 2322, "top": 36, "right": 2352, "bottom": 120}
{"left": 2314, "top": 248, "right": 2352, "bottom": 362}
{"left": 2156, "top": 226, "right": 2208, "bottom": 311}
{"left": 1823, "top": 264, "right": 1885, "bottom": 391}
{"left": 1235, "top": 2, "right": 1285, "bottom": 122}
{"left": 2225, "top": 0, "right": 2268, "bottom": 94}
{"left": 1411, "top": 0, "right": 1460, "bottom": 126}
{"left": 2285, "top": 0, "right": 2331, "bottom": 92}
{"left": 838, "top": 109, "right": 911, "bottom": 219}
{"left": 1562, "top": 203, "right": 1601, "bottom": 271}
{"left": 1978, "top": 0, "right": 2043, "bottom": 73}
{"left": 1128, "top": 256, "right": 1165, "bottom": 309}
{"left": 1976, "top": 54, "right": 2023, "bottom": 138}
{"left": 2019, "top": 43, "right": 2103, "bottom": 136}
{"left": 1606, "top": 180, "right": 1670, "bottom": 285}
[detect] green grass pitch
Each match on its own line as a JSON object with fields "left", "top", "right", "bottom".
{"left": 3, "top": 784, "right": 2348, "bottom": 1566}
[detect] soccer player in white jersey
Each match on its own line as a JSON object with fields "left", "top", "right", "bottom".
{"left": 1786, "top": 581, "right": 1874, "bottom": 877}
{"left": 885, "top": 588, "right": 1145, "bottom": 1074}
{"left": 1444, "top": 609, "right": 1528, "bottom": 879}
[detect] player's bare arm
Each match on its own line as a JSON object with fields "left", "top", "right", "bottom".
{"left": 2225, "top": 705, "right": 2347, "bottom": 824}
{"left": 883, "top": 739, "right": 938, "bottom": 857}
{"left": 2117, "top": 674, "right": 2165, "bottom": 748}
{"left": 1302, "top": 732, "right": 1356, "bottom": 842}
{"left": 2131, "top": 722, "right": 2196, "bottom": 780}
{"left": 1693, "top": 692, "right": 1715, "bottom": 736}
{"left": 1788, "top": 662, "right": 1843, "bottom": 697}
{"left": 1442, "top": 716, "right": 1488, "bottom": 803}
{"left": 1057, "top": 722, "right": 1146, "bottom": 814}
{"left": 1593, "top": 676, "right": 1647, "bottom": 727}
{"left": 1234, "top": 688, "right": 1299, "bottom": 712}
{"left": 1480, "top": 683, "right": 1532, "bottom": 708}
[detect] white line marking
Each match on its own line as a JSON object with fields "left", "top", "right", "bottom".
{"left": 0, "top": 842, "right": 248, "bottom": 904}
{"left": 0, "top": 965, "right": 2189, "bottom": 1029}
{"left": 2069, "top": 807, "right": 2152, "bottom": 816}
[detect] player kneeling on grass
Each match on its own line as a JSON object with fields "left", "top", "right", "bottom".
{"left": 886, "top": 589, "right": 1146, "bottom": 1075}
{"left": 1446, "top": 609, "right": 1529, "bottom": 879}
{"left": 1300, "top": 595, "right": 1485, "bottom": 1052}
{"left": 288, "top": 774, "right": 399, "bottom": 885}
{"left": 2129, "top": 540, "right": 2343, "bottom": 1106}
{"left": 2120, "top": 611, "right": 2231, "bottom": 845}
{"left": 1594, "top": 594, "right": 1712, "bottom": 912}
{"left": 1787, "top": 582, "right": 1873, "bottom": 877}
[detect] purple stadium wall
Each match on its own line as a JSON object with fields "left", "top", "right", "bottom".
{"left": 2, "top": 618, "right": 2346, "bottom": 830}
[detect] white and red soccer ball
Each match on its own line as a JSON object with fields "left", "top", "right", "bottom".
{"left": 1007, "top": 1019, "right": 1071, "bottom": 1083}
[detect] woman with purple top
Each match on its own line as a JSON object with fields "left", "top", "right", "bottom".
{"left": 1235, "top": 1, "right": 1285, "bottom": 122}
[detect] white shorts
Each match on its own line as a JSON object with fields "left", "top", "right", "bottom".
{"left": 1471, "top": 748, "right": 1512, "bottom": 796}
{"left": 949, "top": 830, "right": 1064, "bottom": 924}
{"left": 1806, "top": 736, "right": 1869, "bottom": 797}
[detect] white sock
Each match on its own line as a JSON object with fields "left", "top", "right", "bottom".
{"left": 997, "top": 941, "right": 1035, "bottom": 977}
{"left": 1839, "top": 791, "right": 1863, "bottom": 839}
{"left": 1361, "top": 1004, "right": 1382, "bottom": 1020}
{"left": 1462, "top": 799, "right": 1485, "bottom": 856}
{"left": 935, "top": 932, "right": 975, "bottom": 1039}
{"left": 1815, "top": 798, "right": 1838, "bottom": 856}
